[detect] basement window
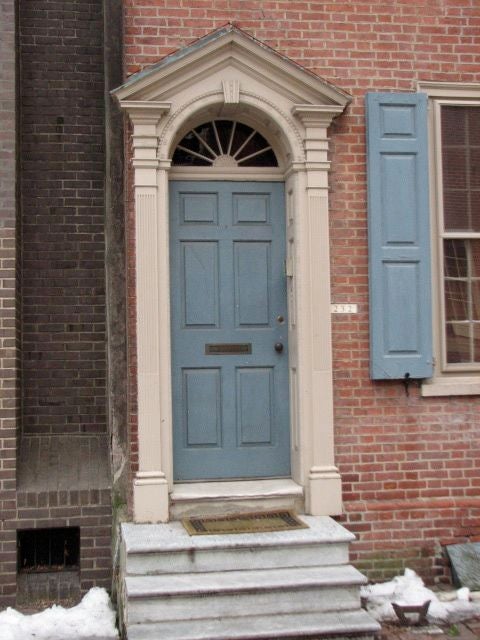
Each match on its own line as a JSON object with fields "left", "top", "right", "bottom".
{"left": 17, "top": 527, "right": 80, "bottom": 572}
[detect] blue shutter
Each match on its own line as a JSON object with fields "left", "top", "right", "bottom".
{"left": 366, "top": 92, "right": 433, "bottom": 380}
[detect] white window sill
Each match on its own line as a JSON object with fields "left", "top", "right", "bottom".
{"left": 421, "top": 377, "right": 480, "bottom": 397}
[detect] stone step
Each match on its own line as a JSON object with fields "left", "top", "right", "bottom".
{"left": 125, "top": 564, "right": 366, "bottom": 625}
{"left": 122, "top": 515, "right": 354, "bottom": 576}
{"left": 170, "top": 479, "right": 304, "bottom": 519}
{"left": 120, "top": 516, "right": 380, "bottom": 640}
{"left": 126, "top": 608, "right": 381, "bottom": 640}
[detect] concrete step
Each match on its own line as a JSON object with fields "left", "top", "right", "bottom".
{"left": 122, "top": 515, "right": 354, "bottom": 576}
{"left": 126, "top": 609, "right": 381, "bottom": 640}
{"left": 125, "top": 564, "right": 366, "bottom": 624}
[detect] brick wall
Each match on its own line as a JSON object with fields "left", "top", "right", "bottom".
{"left": 0, "top": 0, "right": 20, "bottom": 606}
{"left": 0, "top": 0, "right": 113, "bottom": 608}
{"left": 16, "top": 488, "right": 112, "bottom": 596}
{"left": 124, "top": 0, "right": 480, "bottom": 582}
{"left": 20, "top": 0, "right": 107, "bottom": 436}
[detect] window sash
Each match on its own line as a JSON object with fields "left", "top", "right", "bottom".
{"left": 435, "top": 100, "right": 480, "bottom": 372}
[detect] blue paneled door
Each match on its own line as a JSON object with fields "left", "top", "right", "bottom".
{"left": 170, "top": 181, "right": 290, "bottom": 481}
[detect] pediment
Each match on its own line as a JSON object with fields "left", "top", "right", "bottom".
{"left": 112, "top": 24, "right": 350, "bottom": 108}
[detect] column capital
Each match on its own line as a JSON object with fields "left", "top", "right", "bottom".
{"left": 293, "top": 105, "right": 345, "bottom": 165}
{"left": 119, "top": 100, "right": 171, "bottom": 125}
{"left": 120, "top": 100, "right": 171, "bottom": 174}
{"left": 120, "top": 101, "right": 171, "bottom": 162}
{"left": 292, "top": 104, "right": 345, "bottom": 129}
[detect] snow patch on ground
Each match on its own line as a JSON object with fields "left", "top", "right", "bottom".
{"left": 0, "top": 587, "right": 119, "bottom": 640}
{"left": 361, "top": 568, "right": 480, "bottom": 623}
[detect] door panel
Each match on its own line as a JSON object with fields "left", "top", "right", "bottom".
{"left": 183, "top": 368, "right": 221, "bottom": 447}
{"left": 236, "top": 368, "right": 273, "bottom": 446}
{"left": 170, "top": 181, "right": 290, "bottom": 481}
{"left": 182, "top": 242, "right": 219, "bottom": 327}
{"left": 234, "top": 242, "right": 270, "bottom": 326}
{"left": 233, "top": 193, "right": 270, "bottom": 224}
{"left": 181, "top": 192, "right": 218, "bottom": 224}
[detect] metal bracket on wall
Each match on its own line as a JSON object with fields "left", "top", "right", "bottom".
{"left": 402, "top": 373, "right": 422, "bottom": 397}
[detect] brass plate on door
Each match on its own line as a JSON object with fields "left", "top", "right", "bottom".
{"left": 205, "top": 343, "right": 252, "bottom": 355}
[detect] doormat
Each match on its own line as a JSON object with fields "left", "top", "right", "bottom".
{"left": 182, "top": 510, "right": 308, "bottom": 536}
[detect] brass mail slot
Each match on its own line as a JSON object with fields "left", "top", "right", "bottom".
{"left": 205, "top": 343, "right": 252, "bottom": 355}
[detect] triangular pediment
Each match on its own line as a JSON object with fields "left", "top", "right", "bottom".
{"left": 112, "top": 25, "right": 350, "bottom": 107}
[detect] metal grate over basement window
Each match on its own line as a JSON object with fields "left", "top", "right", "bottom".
{"left": 17, "top": 527, "right": 80, "bottom": 573}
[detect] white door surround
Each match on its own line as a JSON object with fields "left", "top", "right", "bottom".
{"left": 113, "top": 25, "right": 351, "bottom": 522}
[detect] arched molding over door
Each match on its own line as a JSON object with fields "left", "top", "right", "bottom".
{"left": 158, "top": 90, "right": 306, "bottom": 168}
{"left": 113, "top": 25, "right": 351, "bottom": 523}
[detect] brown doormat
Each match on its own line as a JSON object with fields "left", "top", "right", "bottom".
{"left": 182, "top": 510, "right": 308, "bottom": 536}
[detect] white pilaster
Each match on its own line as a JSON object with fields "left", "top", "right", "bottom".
{"left": 293, "top": 106, "right": 344, "bottom": 516}
{"left": 121, "top": 102, "right": 171, "bottom": 522}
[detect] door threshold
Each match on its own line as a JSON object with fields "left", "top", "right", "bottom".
{"left": 170, "top": 479, "right": 304, "bottom": 520}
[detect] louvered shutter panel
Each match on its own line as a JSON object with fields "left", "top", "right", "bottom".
{"left": 366, "top": 92, "right": 433, "bottom": 380}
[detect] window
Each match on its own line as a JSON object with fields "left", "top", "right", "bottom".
{"left": 439, "top": 106, "right": 480, "bottom": 368}
{"left": 419, "top": 83, "right": 480, "bottom": 395}
{"left": 172, "top": 120, "right": 278, "bottom": 167}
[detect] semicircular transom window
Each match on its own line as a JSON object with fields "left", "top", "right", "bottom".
{"left": 172, "top": 120, "right": 278, "bottom": 168}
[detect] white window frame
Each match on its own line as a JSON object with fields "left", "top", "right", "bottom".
{"left": 419, "top": 82, "right": 480, "bottom": 396}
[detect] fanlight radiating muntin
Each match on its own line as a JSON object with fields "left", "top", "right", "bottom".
{"left": 172, "top": 120, "right": 278, "bottom": 167}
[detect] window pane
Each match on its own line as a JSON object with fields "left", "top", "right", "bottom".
{"left": 444, "top": 239, "right": 480, "bottom": 364}
{"left": 441, "top": 105, "right": 480, "bottom": 233}
{"left": 475, "top": 324, "right": 480, "bottom": 362}
{"left": 172, "top": 147, "right": 211, "bottom": 166}
{"left": 441, "top": 105, "right": 466, "bottom": 145}
{"left": 444, "top": 239, "right": 468, "bottom": 278}
{"left": 469, "top": 107, "right": 480, "bottom": 145}
{"left": 446, "top": 323, "right": 471, "bottom": 363}
{"left": 194, "top": 122, "right": 220, "bottom": 156}
{"left": 236, "top": 132, "right": 268, "bottom": 160}
{"left": 445, "top": 280, "right": 468, "bottom": 321}
{"left": 443, "top": 190, "right": 469, "bottom": 231}
{"left": 473, "top": 240, "right": 480, "bottom": 277}
{"left": 472, "top": 147, "right": 480, "bottom": 186}
{"left": 442, "top": 147, "right": 467, "bottom": 191}
{"left": 232, "top": 122, "right": 254, "bottom": 153}
{"left": 238, "top": 148, "right": 278, "bottom": 167}
{"left": 473, "top": 282, "right": 480, "bottom": 321}
{"left": 215, "top": 120, "right": 234, "bottom": 155}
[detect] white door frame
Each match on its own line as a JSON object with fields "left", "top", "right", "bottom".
{"left": 113, "top": 26, "right": 350, "bottom": 522}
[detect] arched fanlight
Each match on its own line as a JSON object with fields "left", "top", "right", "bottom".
{"left": 172, "top": 120, "right": 278, "bottom": 167}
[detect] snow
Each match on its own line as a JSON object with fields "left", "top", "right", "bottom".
{"left": 361, "top": 568, "right": 480, "bottom": 623}
{"left": 0, "top": 587, "right": 119, "bottom": 640}
{"left": 2, "top": 570, "right": 479, "bottom": 637}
